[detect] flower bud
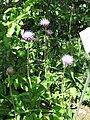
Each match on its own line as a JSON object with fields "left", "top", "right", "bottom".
{"left": 6, "top": 66, "right": 14, "bottom": 75}
{"left": 46, "top": 30, "right": 53, "bottom": 35}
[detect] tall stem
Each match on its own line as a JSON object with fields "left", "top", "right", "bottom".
{"left": 27, "top": 42, "right": 32, "bottom": 89}
{"left": 68, "top": 10, "right": 73, "bottom": 41}
{"left": 44, "top": 34, "right": 49, "bottom": 79}
{"left": 61, "top": 66, "right": 66, "bottom": 106}
{"left": 68, "top": 4, "right": 74, "bottom": 53}
{"left": 8, "top": 75, "right": 17, "bottom": 120}
{"left": 61, "top": 67, "right": 66, "bottom": 93}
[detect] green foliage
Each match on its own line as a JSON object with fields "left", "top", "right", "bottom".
{"left": 0, "top": 0, "right": 90, "bottom": 119}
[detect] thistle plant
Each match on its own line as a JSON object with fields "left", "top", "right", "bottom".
{"left": 6, "top": 66, "right": 17, "bottom": 120}
{"left": 61, "top": 55, "right": 73, "bottom": 102}
{"left": 22, "top": 30, "right": 35, "bottom": 89}
{"left": 40, "top": 18, "right": 51, "bottom": 79}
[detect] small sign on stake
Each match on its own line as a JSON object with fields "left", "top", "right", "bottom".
{"left": 79, "top": 27, "right": 90, "bottom": 53}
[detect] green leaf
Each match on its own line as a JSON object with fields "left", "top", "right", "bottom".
{"left": 16, "top": 24, "right": 21, "bottom": 35}
{"left": 12, "top": 0, "right": 19, "bottom": 2}
{"left": 0, "top": 24, "right": 6, "bottom": 37}
{"left": 53, "top": 114, "right": 61, "bottom": 120}
{"left": 7, "top": 23, "right": 16, "bottom": 37}
{"left": 3, "top": 36, "right": 11, "bottom": 48}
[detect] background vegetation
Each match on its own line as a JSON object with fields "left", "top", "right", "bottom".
{"left": 0, "top": 0, "right": 90, "bottom": 119}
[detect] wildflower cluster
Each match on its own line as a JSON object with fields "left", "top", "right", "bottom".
{"left": 21, "top": 18, "right": 53, "bottom": 41}
{"left": 21, "top": 19, "right": 74, "bottom": 67}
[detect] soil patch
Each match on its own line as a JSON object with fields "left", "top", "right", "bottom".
{"left": 77, "top": 105, "right": 90, "bottom": 120}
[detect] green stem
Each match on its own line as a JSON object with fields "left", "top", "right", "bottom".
{"left": 27, "top": 42, "right": 32, "bottom": 89}
{"left": 61, "top": 67, "right": 66, "bottom": 93}
{"left": 68, "top": 4, "right": 74, "bottom": 53}
{"left": 8, "top": 75, "right": 17, "bottom": 120}
{"left": 68, "top": 11, "right": 73, "bottom": 41}
{"left": 74, "top": 68, "right": 90, "bottom": 120}
{"left": 44, "top": 34, "right": 49, "bottom": 79}
{"left": 61, "top": 66, "right": 66, "bottom": 105}
{"left": 68, "top": 4, "right": 74, "bottom": 40}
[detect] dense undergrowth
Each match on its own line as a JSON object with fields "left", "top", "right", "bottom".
{"left": 0, "top": 0, "right": 90, "bottom": 120}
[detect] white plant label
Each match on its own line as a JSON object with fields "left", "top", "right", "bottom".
{"left": 79, "top": 27, "right": 90, "bottom": 53}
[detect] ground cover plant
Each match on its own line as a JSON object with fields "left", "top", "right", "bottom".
{"left": 0, "top": 0, "right": 90, "bottom": 120}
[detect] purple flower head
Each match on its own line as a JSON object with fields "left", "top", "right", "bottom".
{"left": 40, "top": 18, "right": 50, "bottom": 26}
{"left": 21, "top": 30, "right": 35, "bottom": 41}
{"left": 62, "top": 54, "right": 73, "bottom": 67}
{"left": 46, "top": 30, "right": 53, "bottom": 35}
